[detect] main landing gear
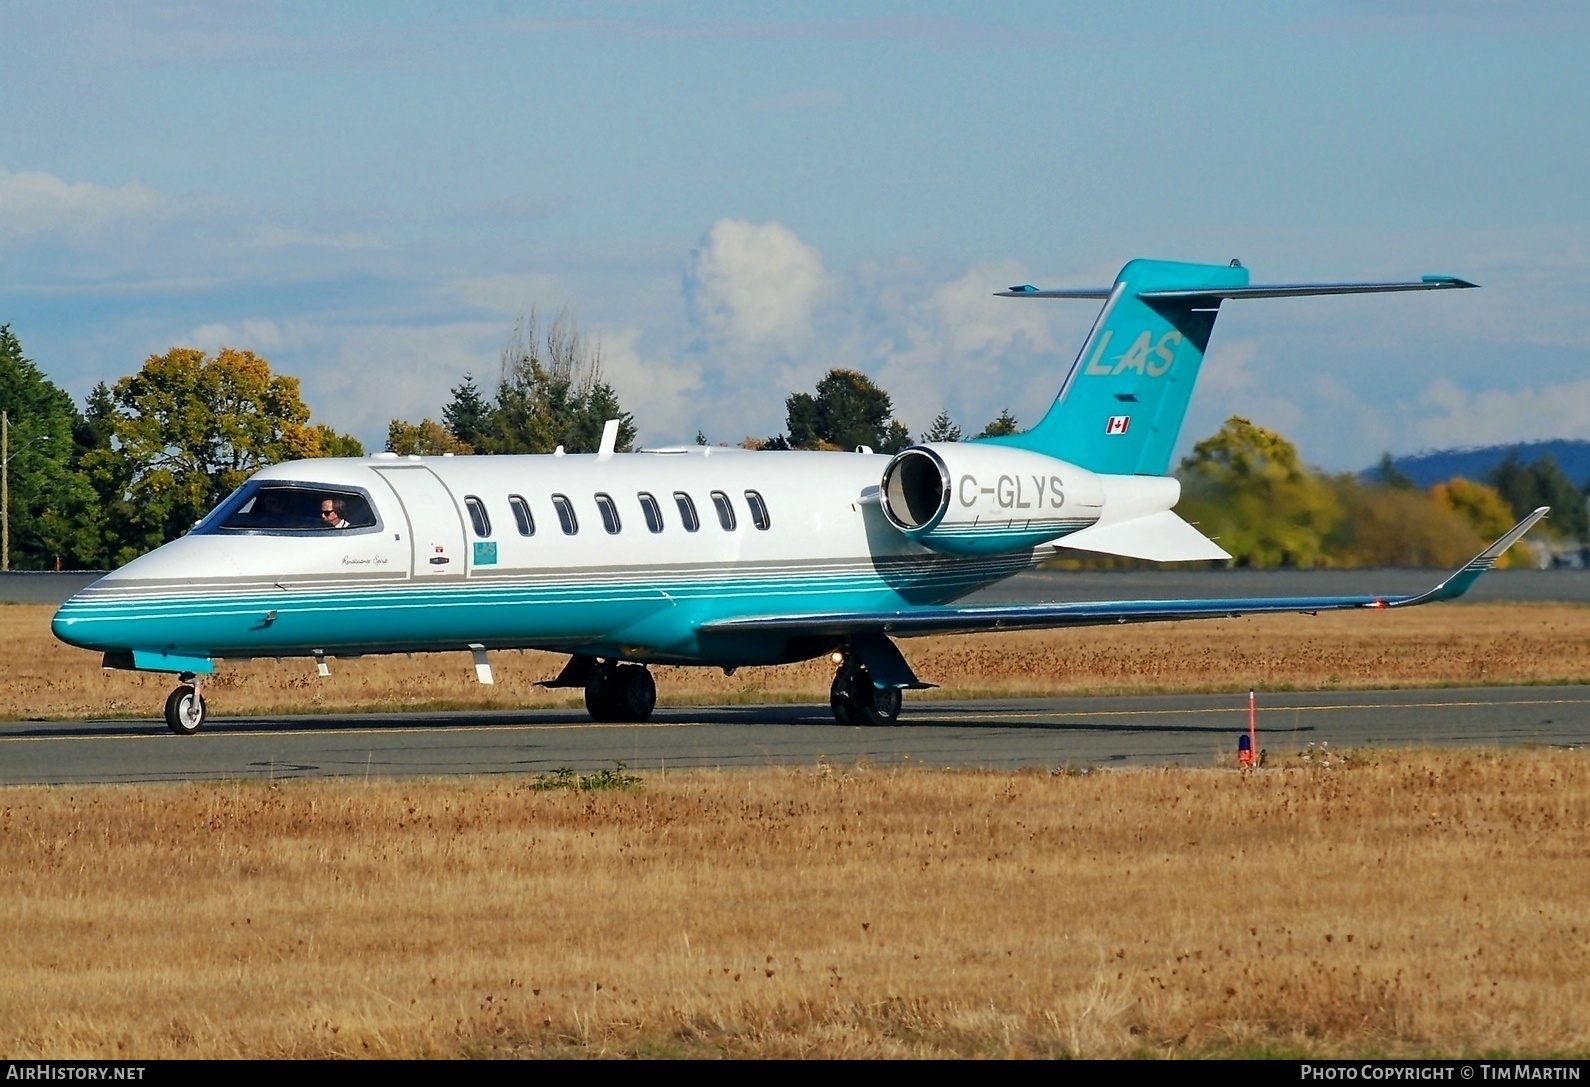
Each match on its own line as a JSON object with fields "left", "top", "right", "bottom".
{"left": 537, "top": 656, "right": 657, "bottom": 723}
{"left": 830, "top": 657, "right": 903, "bottom": 727}
{"left": 165, "top": 674, "right": 207, "bottom": 735}
{"left": 584, "top": 662, "right": 657, "bottom": 723}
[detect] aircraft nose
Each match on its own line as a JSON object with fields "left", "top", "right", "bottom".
{"left": 51, "top": 580, "right": 112, "bottom": 651}
{"left": 52, "top": 594, "right": 91, "bottom": 649}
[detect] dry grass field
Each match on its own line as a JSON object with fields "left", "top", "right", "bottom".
{"left": 5, "top": 602, "right": 1590, "bottom": 720}
{"left": 1, "top": 751, "right": 1586, "bottom": 1058}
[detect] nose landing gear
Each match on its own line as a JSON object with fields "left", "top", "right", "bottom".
{"left": 584, "top": 662, "right": 657, "bottom": 723}
{"left": 164, "top": 674, "right": 207, "bottom": 735}
{"left": 829, "top": 658, "right": 903, "bottom": 727}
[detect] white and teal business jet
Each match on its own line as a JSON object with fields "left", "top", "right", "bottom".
{"left": 52, "top": 258, "right": 1546, "bottom": 735}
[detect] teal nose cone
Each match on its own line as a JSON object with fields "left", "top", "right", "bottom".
{"left": 51, "top": 596, "right": 96, "bottom": 650}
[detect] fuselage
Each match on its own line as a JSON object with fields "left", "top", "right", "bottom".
{"left": 51, "top": 447, "right": 1051, "bottom": 672}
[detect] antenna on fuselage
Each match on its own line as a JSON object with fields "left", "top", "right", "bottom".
{"left": 597, "top": 419, "right": 621, "bottom": 461}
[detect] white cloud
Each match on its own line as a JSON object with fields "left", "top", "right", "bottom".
{"left": 296, "top": 321, "right": 507, "bottom": 443}
{"left": 444, "top": 273, "right": 567, "bottom": 316}
{"left": 865, "top": 259, "right": 1082, "bottom": 437}
{"left": 1413, "top": 377, "right": 1590, "bottom": 451}
{"left": 182, "top": 319, "right": 316, "bottom": 354}
{"left": 0, "top": 167, "right": 168, "bottom": 248}
{"left": 1185, "top": 337, "right": 1309, "bottom": 443}
{"left": 688, "top": 219, "right": 830, "bottom": 352}
{"left": 248, "top": 226, "right": 383, "bottom": 251}
{"left": 596, "top": 328, "right": 702, "bottom": 445}
{"left": 930, "top": 261, "right": 1061, "bottom": 359}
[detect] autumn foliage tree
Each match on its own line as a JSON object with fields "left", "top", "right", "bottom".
{"left": 386, "top": 418, "right": 472, "bottom": 456}
{"left": 1176, "top": 416, "right": 1341, "bottom": 567}
{"left": 83, "top": 347, "right": 362, "bottom": 562}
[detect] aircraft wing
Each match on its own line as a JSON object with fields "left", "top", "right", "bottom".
{"left": 700, "top": 508, "right": 1546, "bottom": 640}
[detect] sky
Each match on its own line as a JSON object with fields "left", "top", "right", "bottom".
{"left": 2, "top": 1, "right": 1588, "bottom": 469}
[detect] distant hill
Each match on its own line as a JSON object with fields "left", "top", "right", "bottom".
{"left": 1367, "top": 440, "right": 1590, "bottom": 489}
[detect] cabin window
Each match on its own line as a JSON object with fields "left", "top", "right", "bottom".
{"left": 674, "top": 492, "right": 699, "bottom": 532}
{"left": 711, "top": 491, "right": 737, "bottom": 531}
{"left": 744, "top": 489, "right": 771, "bottom": 531}
{"left": 552, "top": 493, "right": 578, "bottom": 535}
{"left": 465, "top": 495, "right": 491, "bottom": 538}
{"left": 638, "top": 492, "right": 664, "bottom": 533}
{"left": 509, "top": 495, "right": 535, "bottom": 537}
{"left": 595, "top": 493, "right": 621, "bottom": 534}
{"left": 213, "top": 482, "right": 378, "bottom": 533}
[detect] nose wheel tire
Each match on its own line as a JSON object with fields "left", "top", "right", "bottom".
{"left": 584, "top": 664, "right": 656, "bottom": 723}
{"left": 830, "top": 663, "right": 903, "bottom": 727}
{"left": 164, "top": 685, "right": 207, "bottom": 736}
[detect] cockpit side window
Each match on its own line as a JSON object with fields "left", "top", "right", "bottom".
{"left": 211, "top": 482, "right": 379, "bottom": 533}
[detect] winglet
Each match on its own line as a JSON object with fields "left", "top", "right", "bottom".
{"left": 1390, "top": 507, "right": 1549, "bottom": 607}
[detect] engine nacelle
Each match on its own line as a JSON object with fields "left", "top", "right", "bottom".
{"left": 878, "top": 443, "right": 1106, "bottom": 555}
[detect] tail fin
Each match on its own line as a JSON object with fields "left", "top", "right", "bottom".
{"left": 986, "top": 258, "right": 1476, "bottom": 476}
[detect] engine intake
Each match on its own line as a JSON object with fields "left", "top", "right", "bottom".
{"left": 878, "top": 443, "right": 1104, "bottom": 556}
{"left": 881, "top": 447, "right": 951, "bottom": 530}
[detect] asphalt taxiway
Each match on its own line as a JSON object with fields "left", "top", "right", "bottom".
{"left": 2, "top": 685, "right": 1585, "bottom": 786}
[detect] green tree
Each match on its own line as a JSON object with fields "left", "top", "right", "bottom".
{"left": 84, "top": 347, "right": 332, "bottom": 562}
{"left": 1488, "top": 452, "right": 1588, "bottom": 541}
{"left": 475, "top": 311, "right": 636, "bottom": 454}
{"left": 442, "top": 375, "right": 489, "bottom": 450}
{"left": 0, "top": 326, "right": 97, "bottom": 570}
{"left": 1176, "top": 416, "right": 1341, "bottom": 568}
{"left": 784, "top": 369, "right": 911, "bottom": 452}
{"left": 920, "top": 410, "right": 962, "bottom": 443}
{"left": 975, "top": 409, "right": 1020, "bottom": 439}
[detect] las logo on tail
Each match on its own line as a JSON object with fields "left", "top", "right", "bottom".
{"left": 52, "top": 258, "right": 1546, "bottom": 734}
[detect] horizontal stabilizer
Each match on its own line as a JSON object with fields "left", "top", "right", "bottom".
{"left": 996, "top": 275, "right": 1478, "bottom": 300}
{"left": 1057, "top": 510, "right": 1230, "bottom": 563}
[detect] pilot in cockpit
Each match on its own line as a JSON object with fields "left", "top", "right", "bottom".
{"left": 320, "top": 497, "right": 351, "bottom": 529}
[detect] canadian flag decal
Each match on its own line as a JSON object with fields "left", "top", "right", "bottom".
{"left": 1106, "top": 415, "right": 1130, "bottom": 435}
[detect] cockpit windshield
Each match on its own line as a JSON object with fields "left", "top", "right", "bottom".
{"left": 204, "top": 481, "right": 379, "bottom": 533}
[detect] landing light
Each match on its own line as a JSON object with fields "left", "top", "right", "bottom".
{"left": 830, "top": 652, "right": 844, "bottom": 664}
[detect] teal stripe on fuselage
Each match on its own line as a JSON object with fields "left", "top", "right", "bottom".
{"left": 52, "top": 552, "right": 1036, "bottom": 668}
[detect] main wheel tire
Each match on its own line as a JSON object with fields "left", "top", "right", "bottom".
{"left": 612, "top": 665, "right": 656, "bottom": 723}
{"left": 164, "top": 685, "right": 206, "bottom": 736}
{"left": 854, "top": 682, "right": 903, "bottom": 727}
{"left": 584, "top": 672, "right": 618, "bottom": 722}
